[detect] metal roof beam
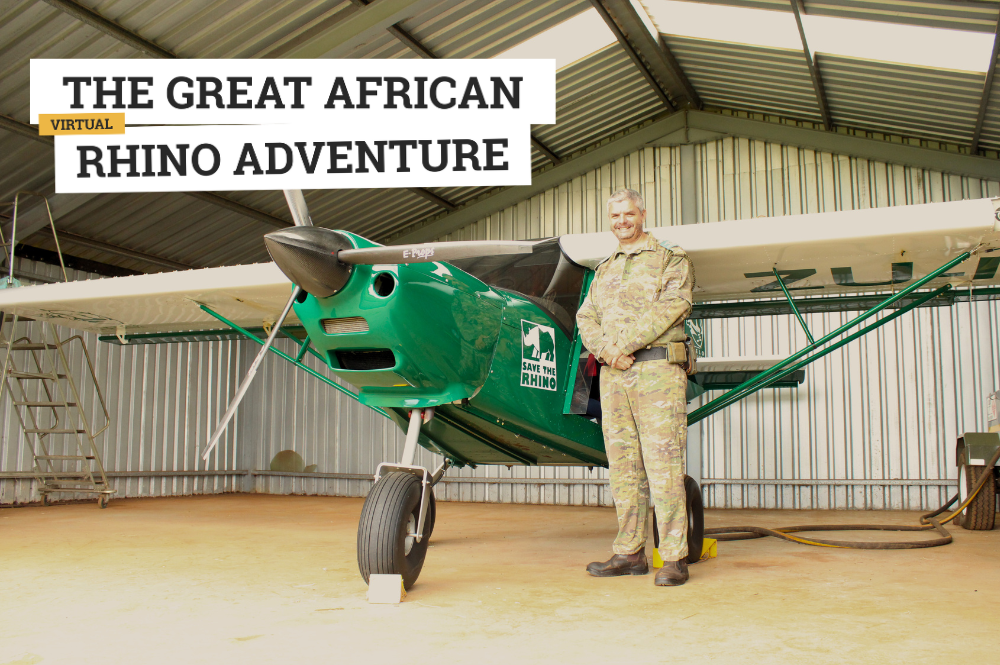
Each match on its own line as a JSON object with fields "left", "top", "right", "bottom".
{"left": 56, "top": 231, "right": 195, "bottom": 271}
{"left": 789, "top": 0, "right": 833, "bottom": 131}
{"left": 590, "top": 0, "right": 677, "bottom": 110}
{"left": 40, "top": 0, "right": 175, "bottom": 58}
{"left": 388, "top": 24, "right": 436, "bottom": 59}
{"left": 284, "top": 0, "right": 444, "bottom": 59}
{"left": 972, "top": 13, "right": 1000, "bottom": 154}
{"left": 409, "top": 188, "right": 456, "bottom": 211}
{"left": 395, "top": 109, "right": 1000, "bottom": 243}
{"left": 531, "top": 137, "right": 562, "bottom": 166}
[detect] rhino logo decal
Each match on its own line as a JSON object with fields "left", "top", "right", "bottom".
{"left": 521, "top": 320, "right": 557, "bottom": 391}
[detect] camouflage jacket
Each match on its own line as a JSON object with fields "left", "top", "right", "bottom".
{"left": 576, "top": 233, "right": 694, "bottom": 360}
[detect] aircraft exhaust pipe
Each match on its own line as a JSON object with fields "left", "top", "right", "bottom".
{"left": 264, "top": 227, "right": 354, "bottom": 298}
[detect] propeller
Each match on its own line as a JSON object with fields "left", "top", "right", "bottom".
{"left": 265, "top": 227, "right": 538, "bottom": 297}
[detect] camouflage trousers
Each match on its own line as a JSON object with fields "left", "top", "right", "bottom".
{"left": 601, "top": 359, "right": 688, "bottom": 562}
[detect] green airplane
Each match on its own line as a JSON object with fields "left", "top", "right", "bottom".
{"left": 2, "top": 190, "right": 998, "bottom": 590}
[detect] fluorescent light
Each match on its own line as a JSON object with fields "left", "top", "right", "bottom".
{"left": 494, "top": 8, "right": 616, "bottom": 71}
{"left": 641, "top": 0, "right": 801, "bottom": 50}
{"left": 802, "top": 15, "right": 995, "bottom": 72}
{"left": 639, "top": 0, "right": 995, "bottom": 72}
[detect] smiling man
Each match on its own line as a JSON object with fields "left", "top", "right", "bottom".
{"left": 576, "top": 188, "right": 695, "bottom": 586}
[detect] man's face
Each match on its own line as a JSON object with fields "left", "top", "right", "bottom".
{"left": 608, "top": 199, "right": 646, "bottom": 243}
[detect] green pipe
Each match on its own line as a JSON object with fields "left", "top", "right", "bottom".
{"left": 295, "top": 335, "right": 311, "bottom": 362}
{"left": 773, "top": 267, "right": 814, "bottom": 344}
{"left": 688, "top": 251, "right": 971, "bottom": 425}
{"left": 198, "top": 305, "right": 389, "bottom": 418}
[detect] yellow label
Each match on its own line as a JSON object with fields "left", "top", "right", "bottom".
{"left": 39, "top": 113, "right": 125, "bottom": 135}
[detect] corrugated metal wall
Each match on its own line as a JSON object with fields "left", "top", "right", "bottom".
{"left": 0, "top": 258, "right": 245, "bottom": 505}
{"left": 3, "top": 136, "right": 998, "bottom": 509}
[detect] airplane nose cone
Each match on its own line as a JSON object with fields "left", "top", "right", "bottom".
{"left": 264, "top": 227, "right": 354, "bottom": 298}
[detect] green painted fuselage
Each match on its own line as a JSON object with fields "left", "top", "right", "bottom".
{"left": 292, "top": 232, "right": 605, "bottom": 468}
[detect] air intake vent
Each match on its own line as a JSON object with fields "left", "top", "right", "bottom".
{"left": 321, "top": 316, "right": 369, "bottom": 335}
{"left": 336, "top": 349, "right": 395, "bottom": 371}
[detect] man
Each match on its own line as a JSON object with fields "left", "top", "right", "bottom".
{"left": 576, "top": 188, "right": 694, "bottom": 586}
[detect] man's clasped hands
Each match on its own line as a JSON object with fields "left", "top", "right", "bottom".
{"left": 601, "top": 343, "right": 634, "bottom": 371}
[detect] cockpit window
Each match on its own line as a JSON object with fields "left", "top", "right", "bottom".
{"left": 448, "top": 238, "right": 587, "bottom": 337}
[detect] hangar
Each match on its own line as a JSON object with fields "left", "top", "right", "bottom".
{"left": 1, "top": 0, "right": 999, "bottom": 662}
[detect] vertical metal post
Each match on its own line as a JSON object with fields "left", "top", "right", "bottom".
{"left": 401, "top": 409, "right": 423, "bottom": 466}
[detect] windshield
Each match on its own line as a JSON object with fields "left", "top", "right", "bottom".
{"left": 448, "top": 238, "right": 587, "bottom": 337}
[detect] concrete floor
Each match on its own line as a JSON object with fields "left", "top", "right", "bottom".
{"left": 1, "top": 495, "right": 997, "bottom": 665}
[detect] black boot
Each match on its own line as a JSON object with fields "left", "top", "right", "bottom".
{"left": 654, "top": 559, "right": 689, "bottom": 586}
{"left": 586, "top": 551, "right": 648, "bottom": 577}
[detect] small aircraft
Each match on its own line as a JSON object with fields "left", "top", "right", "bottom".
{"left": 1, "top": 190, "right": 998, "bottom": 589}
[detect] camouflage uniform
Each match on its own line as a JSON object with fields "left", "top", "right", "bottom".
{"left": 576, "top": 233, "right": 694, "bottom": 562}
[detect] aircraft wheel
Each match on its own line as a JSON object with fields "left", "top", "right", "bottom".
{"left": 357, "top": 472, "right": 430, "bottom": 590}
{"left": 957, "top": 451, "right": 996, "bottom": 531}
{"left": 425, "top": 488, "right": 437, "bottom": 540}
{"left": 651, "top": 475, "right": 705, "bottom": 564}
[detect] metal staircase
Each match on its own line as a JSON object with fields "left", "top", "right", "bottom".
{"left": 1, "top": 318, "right": 114, "bottom": 507}
{"left": 0, "top": 191, "right": 113, "bottom": 507}
{"left": 0, "top": 317, "right": 116, "bottom": 508}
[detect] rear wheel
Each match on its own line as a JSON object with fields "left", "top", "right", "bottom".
{"left": 652, "top": 475, "right": 705, "bottom": 564}
{"left": 357, "top": 472, "right": 432, "bottom": 590}
{"left": 957, "top": 451, "right": 996, "bottom": 531}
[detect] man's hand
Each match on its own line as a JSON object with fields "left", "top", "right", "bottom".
{"left": 612, "top": 354, "right": 634, "bottom": 370}
{"left": 602, "top": 343, "right": 634, "bottom": 371}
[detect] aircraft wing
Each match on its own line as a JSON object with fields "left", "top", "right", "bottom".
{"left": 0, "top": 263, "right": 295, "bottom": 336}
{"left": 560, "top": 198, "right": 1000, "bottom": 302}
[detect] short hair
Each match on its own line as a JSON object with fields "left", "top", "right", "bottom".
{"left": 606, "top": 188, "right": 645, "bottom": 213}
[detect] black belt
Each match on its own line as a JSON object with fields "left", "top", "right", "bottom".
{"left": 633, "top": 347, "right": 667, "bottom": 362}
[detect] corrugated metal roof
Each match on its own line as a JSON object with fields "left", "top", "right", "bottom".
{"left": 686, "top": 0, "right": 1000, "bottom": 32}
{"left": 821, "top": 55, "right": 984, "bottom": 144}
{"left": 664, "top": 36, "right": 824, "bottom": 122}
{"left": 533, "top": 44, "right": 664, "bottom": 156}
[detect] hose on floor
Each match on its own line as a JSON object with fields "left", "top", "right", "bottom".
{"left": 704, "top": 444, "right": 1000, "bottom": 550}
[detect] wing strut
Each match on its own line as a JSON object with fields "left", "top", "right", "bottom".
{"left": 202, "top": 285, "right": 301, "bottom": 462}
{"left": 201, "top": 189, "right": 313, "bottom": 462}
{"left": 688, "top": 250, "right": 974, "bottom": 425}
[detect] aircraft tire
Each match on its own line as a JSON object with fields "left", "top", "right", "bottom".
{"left": 357, "top": 471, "right": 430, "bottom": 590}
{"left": 651, "top": 475, "right": 705, "bottom": 564}
{"left": 957, "top": 451, "right": 996, "bottom": 531}
{"left": 425, "top": 488, "right": 437, "bottom": 540}
{"left": 684, "top": 476, "right": 705, "bottom": 564}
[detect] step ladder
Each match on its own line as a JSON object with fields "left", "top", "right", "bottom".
{"left": 0, "top": 318, "right": 113, "bottom": 507}
{"left": 0, "top": 192, "right": 112, "bottom": 507}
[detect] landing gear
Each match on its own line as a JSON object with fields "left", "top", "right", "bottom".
{"left": 357, "top": 408, "right": 446, "bottom": 590}
{"left": 358, "top": 471, "right": 434, "bottom": 589}
{"left": 653, "top": 475, "right": 705, "bottom": 565}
